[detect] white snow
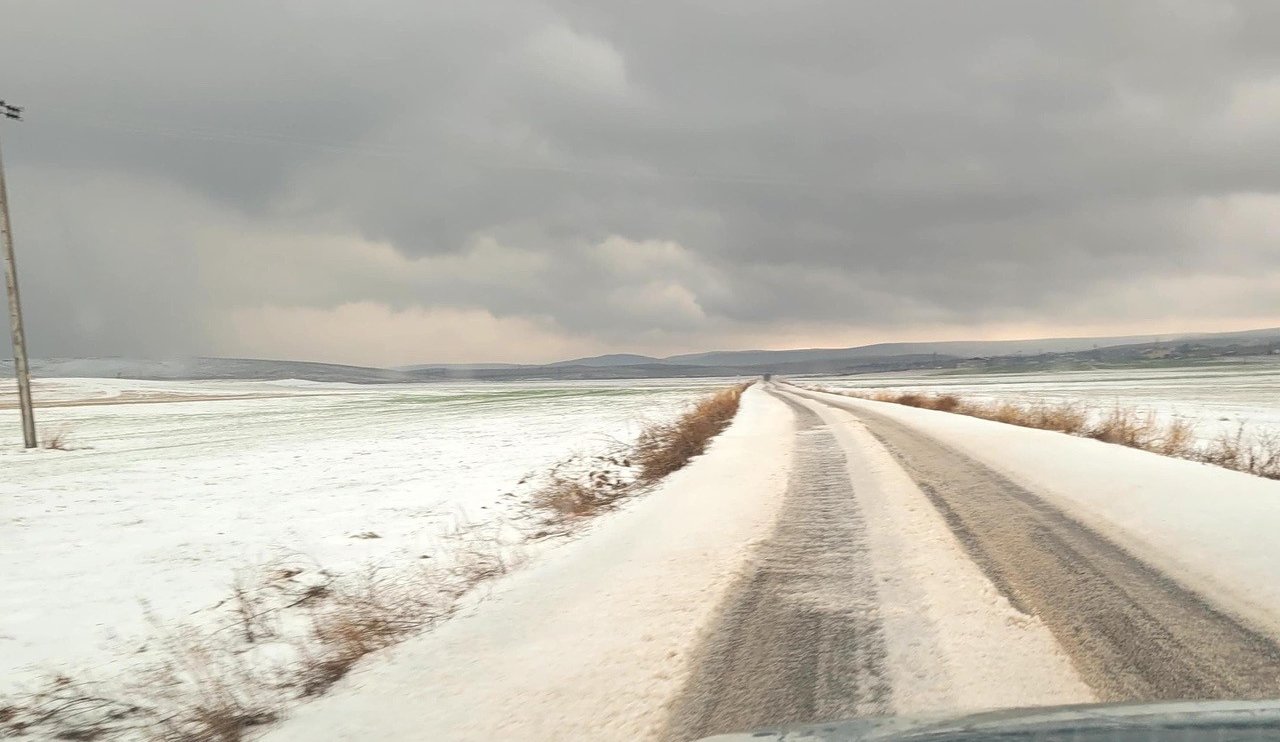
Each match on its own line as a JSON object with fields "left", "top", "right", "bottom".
{"left": 806, "top": 362, "right": 1280, "bottom": 448}
{"left": 259, "top": 385, "right": 794, "bottom": 742}
{"left": 792, "top": 393, "right": 1094, "bottom": 713}
{"left": 0, "top": 376, "right": 732, "bottom": 692}
{"left": 799, "top": 387, "right": 1280, "bottom": 639}
{"left": 10, "top": 366, "right": 1280, "bottom": 738}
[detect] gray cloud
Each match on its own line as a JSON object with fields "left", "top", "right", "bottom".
{"left": 2, "top": 0, "right": 1279, "bottom": 364}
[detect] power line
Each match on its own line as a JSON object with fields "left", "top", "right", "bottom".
{"left": 0, "top": 98, "right": 36, "bottom": 448}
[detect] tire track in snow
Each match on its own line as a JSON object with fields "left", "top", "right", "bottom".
{"left": 791, "top": 388, "right": 1280, "bottom": 703}
{"left": 661, "top": 396, "right": 891, "bottom": 741}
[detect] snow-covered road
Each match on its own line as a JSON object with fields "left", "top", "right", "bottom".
{"left": 781, "top": 389, "right": 1280, "bottom": 699}
{"left": 789, "top": 386, "right": 1280, "bottom": 640}
{"left": 260, "top": 384, "right": 796, "bottom": 741}
{"left": 261, "top": 380, "right": 1280, "bottom": 741}
{"left": 662, "top": 393, "right": 1091, "bottom": 740}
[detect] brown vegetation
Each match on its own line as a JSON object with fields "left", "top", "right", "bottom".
{"left": 1087, "top": 406, "right": 1161, "bottom": 448}
{"left": 1200, "top": 425, "right": 1280, "bottom": 479}
{"left": 530, "top": 469, "right": 631, "bottom": 520}
{"left": 42, "top": 430, "right": 72, "bottom": 451}
{"left": 2, "top": 533, "right": 518, "bottom": 741}
{"left": 529, "top": 383, "right": 750, "bottom": 521}
{"left": 819, "top": 386, "right": 1280, "bottom": 481}
{"left": 634, "top": 384, "right": 749, "bottom": 483}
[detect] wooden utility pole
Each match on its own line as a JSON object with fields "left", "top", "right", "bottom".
{"left": 0, "top": 99, "right": 36, "bottom": 448}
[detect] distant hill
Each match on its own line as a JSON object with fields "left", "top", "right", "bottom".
{"left": 5, "top": 357, "right": 414, "bottom": 384}
{"left": 667, "top": 335, "right": 1155, "bottom": 367}
{"left": 398, "top": 362, "right": 522, "bottom": 371}
{"left": 1179, "top": 327, "right": 1280, "bottom": 345}
{"left": 550, "top": 353, "right": 663, "bottom": 368}
{"left": 662, "top": 328, "right": 1280, "bottom": 367}
{"left": 8, "top": 327, "right": 1278, "bottom": 383}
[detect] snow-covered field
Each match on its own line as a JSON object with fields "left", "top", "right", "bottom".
{"left": 0, "top": 376, "right": 731, "bottom": 692}
{"left": 805, "top": 361, "right": 1280, "bottom": 445}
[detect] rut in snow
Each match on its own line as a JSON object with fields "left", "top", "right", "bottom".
{"left": 661, "top": 397, "right": 890, "bottom": 740}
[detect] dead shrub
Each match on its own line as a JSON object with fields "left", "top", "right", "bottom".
{"left": 1201, "top": 424, "right": 1246, "bottom": 470}
{"left": 894, "top": 392, "right": 927, "bottom": 408}
{"left": 525, "top": 383, "right": 749, "bottom": 527}
{"left": 301, "top": 611, "right": 390, "bottom": 697}
{"left": 1153, "top": 417, "right": 1198, "bottom": 458}
{"left": 986, "top": 401, "right": 1028, "bottom": 426}
{"left": 929, "top": 394, "right": 962, "bottom": 412}
{"left": 141, "top": 622, "right": 279, "bottom": 742}
{"left": 973, "top": 401, "right": 1090, "bottom": 434}
{"left": 875, "top": 391, "right": 965, "bottom": 413}
{"left": 529, "top": 476, "right": 619, "bottom": 517}
{"left": 227, "top": 573, "right": 281, "bottom": 646}
{"left": 1248, "top": 430, "right": 1280, "bottom": 480}
{"left": 42, "top": 430, "right": 72, "bottom": 451}
{"left": 0, "top": 676, "right": 144, "bottom": 741}
{"left": 1088, "top": 406, "right": 1160, "bottom": 449}
{"left": 1201, "top": 425, "right": 1280, "bottom": 479}
{"left": 634, "top": 384, "right": 748, "bottom": 483}
{"left": 297, "top": 558, "right": 491, "bottom": 697}
{"left": 449, "top": 543, "right": 517, "bottom": 586}
{"left": 1032, "top": 403, "right": 1090, "bottom": 434}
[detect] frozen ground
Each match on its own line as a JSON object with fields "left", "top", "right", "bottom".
{"left": 805, "top": 361, "right": 1280, "bottom": 445}
{"left": 0, "top": 376, "right": 729, "bottom": 692}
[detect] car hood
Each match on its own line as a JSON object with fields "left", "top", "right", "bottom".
{"left": 698, "top": 699, "right": 1280, "bottom": 741}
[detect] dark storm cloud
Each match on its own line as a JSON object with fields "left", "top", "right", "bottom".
{"left": 2, "top": 0, "right": 1279, "bottom": 362}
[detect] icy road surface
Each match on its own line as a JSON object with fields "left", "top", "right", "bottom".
{"left": 0, "top": 377, "right": 728, "bottom": 689}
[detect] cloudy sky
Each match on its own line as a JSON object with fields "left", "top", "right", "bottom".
{"left": 2, "top": 1, "right": 1278, "bottom": 366}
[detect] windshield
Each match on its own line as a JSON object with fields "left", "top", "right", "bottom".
{"left": 2, "top": 3, "right": 1280, "bottom": 741}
